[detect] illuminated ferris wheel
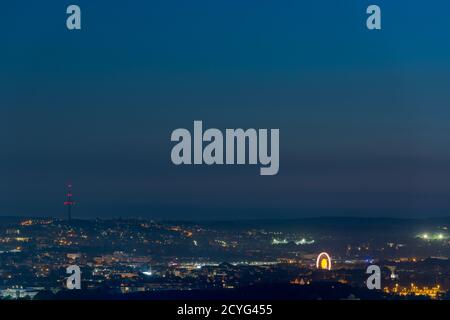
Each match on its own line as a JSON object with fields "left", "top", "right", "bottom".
{"left": 316, "top": 252, "right": 332, "bottom": 271}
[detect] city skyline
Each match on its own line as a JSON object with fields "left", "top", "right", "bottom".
{"left": 0, "top": 215, "right": 448, "bottom": 300}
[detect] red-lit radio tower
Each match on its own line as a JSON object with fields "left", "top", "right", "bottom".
{"left": 64, "top": 183, "right": 75, "bottom": 221}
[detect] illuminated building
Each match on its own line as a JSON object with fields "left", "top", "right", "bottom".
{"left": 290, "top": 278, "right": 310, "bottom": 285}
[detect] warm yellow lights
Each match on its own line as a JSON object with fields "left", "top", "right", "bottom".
{"left": 316, "top": 252, "right": 332, "bottom": 270}
{"left": 384, "top": 284, "right": 444, "bottom": 299}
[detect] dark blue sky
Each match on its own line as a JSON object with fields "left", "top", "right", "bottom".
{"left": 1, "top": 1, "right": 450, "bottom": 219}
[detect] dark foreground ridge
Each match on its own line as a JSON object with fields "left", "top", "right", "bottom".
{"left": 34, "top": 283, "right": 389, "bottom": 300}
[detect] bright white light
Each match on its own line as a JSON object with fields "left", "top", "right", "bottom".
{"left": 438, "top": 234, "right": 444, "bottom": 239}
{"left": 142, "top": 271, "right": 152, "bottom": 276}
{"left": 422, "top": 233, "right": 428, "bottom": 239}
{"left": 293, "top": 238, "right": 315, "bottom": 245}
{"left": 272, "top": 238, "right": 288, "bottom": 245}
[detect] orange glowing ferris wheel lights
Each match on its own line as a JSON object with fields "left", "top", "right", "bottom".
{"left": 316, "top": 252, "right": 332, "bottom": 270}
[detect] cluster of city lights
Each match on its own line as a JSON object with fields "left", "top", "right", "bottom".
{"left": 417, "top": 233, "right": 448, "bottom": 240}
{"left": 271, "top": 238, "right": 315, "bottom": 245}
{"left": 384, "top": 283, "right": 444, "bottom": 299}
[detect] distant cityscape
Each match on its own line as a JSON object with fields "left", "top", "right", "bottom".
{"left": 0, "top": 216, "right": 449, "bottom": 300}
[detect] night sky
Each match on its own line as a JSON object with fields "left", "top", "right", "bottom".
{"left": 1, "top": 1, "right": 450, "bottom": 219}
